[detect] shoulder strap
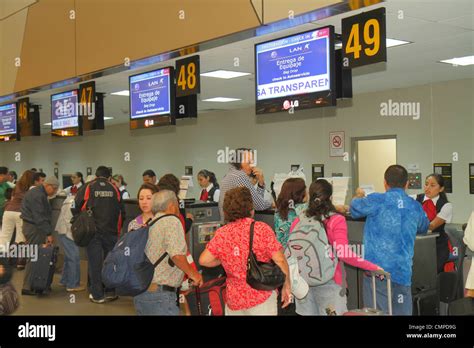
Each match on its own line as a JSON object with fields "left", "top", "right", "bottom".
{"left": 147, "top": 213, "right": 180, "bottom": 228}
{"left": 153, "top": 251, "right": 169, "bottom": 268}
{"left": 147, "top": 214, "right": 181, "bottom": 269}
{"left": 248, "top": 221, "right": 256, "bottom": 257}
{"left": 81, "top": 183, "right": 93, "bottom": 211}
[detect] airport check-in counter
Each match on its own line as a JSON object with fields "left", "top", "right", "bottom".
{"left": 254, "top": 210, "right": 439, "bottom": 310}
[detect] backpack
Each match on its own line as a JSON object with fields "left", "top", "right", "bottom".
{"left": 102, "top": 214, "right": 179, "bottom": 296}
{"left": 71, "top": 184, "right": 96, "bottom": 247}
{"left": 285, "top": 212, "right": 337, "bottom": 287}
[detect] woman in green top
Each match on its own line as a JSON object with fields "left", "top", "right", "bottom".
{"left": 274, "top": 178, "right": 308, "bottom": 249}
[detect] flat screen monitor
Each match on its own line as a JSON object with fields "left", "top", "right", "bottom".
{"left": 129, "top": 67, "right": 175, "bottom": 129}
{"left": 255, "top": 26, "right": 336, "bottom": 114}
{"left": 51, "top": 90, "right": 82, "bottom": 136}
{"left": 0, "top": 103, "right": 19, "bottom": 142}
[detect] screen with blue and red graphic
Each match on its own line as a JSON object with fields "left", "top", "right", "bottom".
{"left": 0, "top": 103, "right": 17, "bottom": 136}
{"left": 51, "top": 90, "right": 79, "bottom": 130}
{"left": 129, "top": 68, "right": 171, "bottom": 119}
{"left": 256, "top": 27, "right": 331, "bottom": 101}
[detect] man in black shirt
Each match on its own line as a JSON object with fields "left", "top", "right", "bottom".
{"left": 20, "top": 176, "right": 59, "bottom": 295}
{"left": 72, "top": 166, "right": 125, "bottom": 303}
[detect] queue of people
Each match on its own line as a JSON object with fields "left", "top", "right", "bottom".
{"left": 0, "top": 154, "right": 467, "bottom": 317}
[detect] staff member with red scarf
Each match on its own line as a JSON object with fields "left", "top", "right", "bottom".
{"left": 197, "top": 169, "right": 220, "bottom": 202}
{"left": 415, "top": 174, "right": 453, "bottom": 273}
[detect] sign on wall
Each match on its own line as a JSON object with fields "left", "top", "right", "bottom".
{"left": 330, "top": 131, "right": 345, "bottom": 157}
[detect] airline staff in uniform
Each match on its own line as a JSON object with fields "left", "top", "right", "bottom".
{"left": 63, "top": 172, "right": 84, "bottom": 196}
{"left": 415, "top": 173, "right": 453, "bottom": 273}
{"left": 197, "top": 170, "right": 220, "bottom": 202}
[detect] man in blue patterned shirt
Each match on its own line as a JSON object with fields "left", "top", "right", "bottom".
{"left": 350, "top": 165, "right": 429, "bottom": 315}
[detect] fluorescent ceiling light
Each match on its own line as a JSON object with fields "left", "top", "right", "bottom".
{"left": 386, "top": 38, "right": 411, "bottom": 48}
{"left": 439, "top": 55, "right": 474, "bottom": 67}
{"left": 202, "top": 97, "right": 241, "bottom": 102}
{"left": 110, "top": 90, "right": 129, "bottom": 96}
{"left": 43, "top": 122, "right": 52, "bottom": 126}
{"left": 201, "top": 70, "right": 251, "bottom": 79}
{"left": 335, "top": 38, "right": 410, "bottom": 49}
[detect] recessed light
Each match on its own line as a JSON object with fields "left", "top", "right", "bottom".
{"left": 110, "top": 90, "right": 129, "bottom": 96}
{"left": 201, "top": 70, "right": 251, "bottom": 79}
{"left": 439, "top": 55, "right": 474, "bottom": 67}
{"left": 202, "top": 97, "right": 241, "bottom": 102}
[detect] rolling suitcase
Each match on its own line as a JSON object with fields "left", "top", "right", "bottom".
{"left": 448, "top": 297, "right": 474, "bottom": 315}
{"left": 184, "top": 276, "right": 226, "bottom": 316}
{"left": 30, "top": 246, "right": 59, "bottom": 294}
{"left": 412, "top": 288, "right": 439, "bottom": 315}
{"left": 344, "top": 270, "right": 392, "bottom": 316}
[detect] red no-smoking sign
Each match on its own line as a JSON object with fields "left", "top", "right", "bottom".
{"left": 332, "top": 135, "right": 342, "bottom": 148}
{"left": 330, "top": 131, "right": 345, "bottom": 157}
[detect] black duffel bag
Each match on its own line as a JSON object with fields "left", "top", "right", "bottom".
{"left": 71, "top": 184, "right": 96, "bottom": 247}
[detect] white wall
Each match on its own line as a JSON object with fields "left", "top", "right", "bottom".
{"left": 2, "top": 78, "right": 473, "bottom": 223}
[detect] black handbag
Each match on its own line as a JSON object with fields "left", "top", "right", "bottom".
{"left": 246, "top": 221, "right": 286, "bottom": 291}
{"left": 71, "top": 184, "right": 96, "bottom": 247}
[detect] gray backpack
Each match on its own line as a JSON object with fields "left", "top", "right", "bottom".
{"left": 285, "top": 212, "right": 337, "bottom": 286}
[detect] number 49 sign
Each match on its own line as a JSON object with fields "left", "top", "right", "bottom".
{"left": 342, "top": 7, "right": 386, "bottom": 68}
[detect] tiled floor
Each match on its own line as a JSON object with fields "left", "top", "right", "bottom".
{"left": 11, "top": 260, "right": 136, "bottom": 315}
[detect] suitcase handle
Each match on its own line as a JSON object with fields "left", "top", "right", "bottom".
{"left": 195, "top": 285, "right": 203, "bottom": 315}
{"left": 368, "top": 270, "right": 392, "bottom": 316}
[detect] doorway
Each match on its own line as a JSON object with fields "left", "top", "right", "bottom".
{"left": 351, "top": 135, "right": 397, "bottom": 194}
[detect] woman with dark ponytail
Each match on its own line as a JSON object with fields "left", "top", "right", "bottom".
{"left": 415, "top": 173, "right": 453, "bottom": 273}
{"left": 289, "top": 179, "right": 380, "bottom": 315}
{"left": 197, "top": 169, "right": 220, "bottom": 202}
{"left": 274, "top": 178, "right": 307, "bottom": 248}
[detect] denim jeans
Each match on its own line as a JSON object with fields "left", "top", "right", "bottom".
{"left": 58, "top": 234, "right": 81, "bottom": 289}
{"left": 295, "top": 280, "right": 348, "bottom": 315}
{"left": 134, "top": 289, "right": 179, "bottom": 316}
{"left": 86, "top": 233, "right": 117, "bottom": 300}
{"left": 363, "top": 274, "right": 412, "bottom": 315}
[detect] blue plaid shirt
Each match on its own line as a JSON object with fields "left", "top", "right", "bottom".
{"left": 218, "top": 166, "right": 271, "bottom": 220}
{"left": 350, "top": 188, "right": 430, "bottom": 286}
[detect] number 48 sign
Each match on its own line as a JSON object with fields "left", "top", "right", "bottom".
{"left": 176, "top": 55, "right": 200, "bottom": 97}
{"left": 342, "top": 7, "right": 387, "bottom": 68}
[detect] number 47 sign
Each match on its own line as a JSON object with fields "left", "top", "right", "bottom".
{"left": 342, "top": 7, "right": 387, "bottom": 69}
